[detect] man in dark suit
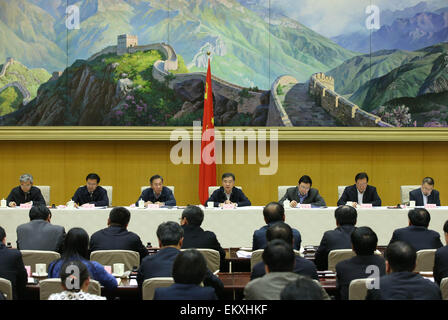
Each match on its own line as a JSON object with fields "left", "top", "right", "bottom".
{"left": 434, "top": 219, "right": 448, "bottom": 284}
{"left": 71, "top": 173, "right": 109, "bottom": 207}
{"left": 366, "top": 241, "right": 441, "bottom": 300}
{"left": 337, "top": 172, "right": 381, "bottom": 207}
{"left": 336, "top": 226, "right": 386, "bottom": 300}
{"left": 16, "top": 205, "right": 65, "bottom": 253}
{"left": 89, "top": 207, "right": 148, "bottom": 260}
{"left": 180, "top": 205, "right": 226, "bottom": 271}
{"left": 135, "top": 174, "right": 176, "bottom": 207}
{"left": 204, "top": 173, "right": 251, "bottom": 207}
{"left": 389, "top": 208, "right": 443, "bottom": 251}
{"left": 251, "top": 222, "right": 318, "bottom": 281}
{"left": 409, "top": 177, "right": 441, "bottom": 206}
{"left": 6, "top": 173, "right": 46, "bottom": 207}
{"left": 137, "top": 222, "right": 223, "bottom": 298}
{"left": 279, "top": 175, "right": 326, "bottom": 207}
{"left": 315, "top": 205, "right": 357, "bottom": 270}
{"left": 252, "top": 202, "right": 301, "bottom": 251}
{"left": 154, "top": 249, "right": 217, "bottom": 300}
{"left": 0, "top": 226, "right": 27, "bottom": 300}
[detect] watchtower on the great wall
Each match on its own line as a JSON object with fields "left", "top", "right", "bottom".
{"left": 117, "top": 34, "right": 138, "bottom": 55}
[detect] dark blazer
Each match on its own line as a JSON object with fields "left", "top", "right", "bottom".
{"left": 89, "top": 225, "right": 148, "bottom": 260}
{"left": 337, "top": 184, "right": 381, "bottom": 206}
{"left": 315, "top": 224, "right": 357, "bottom": 271}
{"left": 154, "top": 283, "right": 217, "bottom": 300}
{"left": 205, "top": 186, "right": 251, "bottom": 207}
{"left": 72, "top": 186, "right": 109, "bottom": 207}
{"left": 6, "top": 186, "right": 46, "bottom": 206}
{"left": 251, "top": 255, "right": 318, "bottom": 280}
{"left": 366, "top": 272, "right": 441, "bottom": 300}
{"left": 409, "top": 188, "right": 441, "bottom": 206}
{"left": 279, "top": 187, "right": 326, "bottom": 207}
{"left": 181, "top": 224, "right": 226, "bottom": 270}
{"left": 136, "top": 186, "right": 176, "bottom": 206}
{"left": 336, "top": 254, "right": 386, "bottom": 300}
{"left": 252, "top": 222, "right": 301, "bottom": 251}
{"left": 0, "top": 244, "right": 27, "bottom": 300}
{"left": 16, "top": 220, "right": 65, "bottom": 253}
{"left": 434, "top": 245, "right": 448, "bottom": 285}
{"left": 389, "top": 225, "right": 443, "bottom": 251}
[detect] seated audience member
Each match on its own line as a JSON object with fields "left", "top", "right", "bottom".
{"left": 409, "top": 177, "right": 440, "bottom": 206}
{"left": 389, "top": 208, "right": 443, "bottom": 251}
{"left": 337, "top": 172, "right": 381, "bottom": 207}
{"left": 0, "top": 226, "right": 27, "bottom": 300}
{"left": 135, "top": 175, "right": 176, "bottom": 207}
{"left": 137, "top": 222, "right": 223, "bottom": 298}
{"left": 89, "top": 207, "right": 148, "bottom": 260}
{"left": 205, "top": 173, "right": 251, "bottom": 207}
{"left": 280, "top": 275, "right": 325, "bottom": 300}
{"left": 180, "top": 205, "right": 226, "bottom": 270}
{"left": 154, "top": 249, "right": 217, "bottom": 300}
{"left": 434, "top": 219, "right": 448, "bottom": 285}
{"left": 6, "top": 174, "right": 46, "bottom": 207}
{"left": 251, "top": 222, "right": 317, "bottom": 281}
{"left": 279, "top": 175, "right": 326, "bottom": 207}
{"left": 252, "top": 202, "right": 301, "bottom": 251}
{"left": 366, "top": 241, "right": 441, "bottom": 300}
{"left": 48, "top": 228, "right": 117, "bottom": 290}
{"left": 71, "top": 173, "right": 109, "bottom": 207}
{"left": 336, "top": 227, "right": 386, "bottom": 300}
{"left": 315, "top": 205, "right": 357, "bottom": 271}
{"left": 48, "top": 260, "right": 106, "bottom": 300}
{"left": 16, "top": 205, "right": 65, "bottom": 253}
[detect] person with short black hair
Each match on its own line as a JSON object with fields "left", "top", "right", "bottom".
{"left": 252, "top": 202, "right": 301, "bottom": 251}
{"left": 279, "top": 175, "right": 326, "bottom": 207}
{"left": 180, "top": 206, "right": 226, "bottom": 270}
{"left": 89, "top": 207, "right": 148, "bottom": 260}
{"left": 335, "top": 226, "right": 386, "bottom": 300}
{"left": 315, "top": 205, "right": 358, "bottom": 270}
{"left": 280, "top": 275, "right": 325, "bottom": 300}
{"left": 434, "top": 219, "right": 448, "bottom": 284}
{"left": 154, "top": 249, "right": 217, "bottom": 300}
{"left": 409, "top": 177, "right": 441, "bottom": 206}
{"left": 6, "top": 174, "right": 46, "bottom": 207}
{"left": 337, "top": 172, "right": 381, "bottom": 207}
{"left": 16, "top": 205, "right": 65, "bottom": 252}
{"left": 71, "top": 173, "right": 109, "bottom": 207}
{"left": 389, "top": 208, "right": 443, "bottom": 251}
{"left": 366, "top": 241, "right": 441, "bottom": 300}
{"left": 135, "top": 175, "right": 176, "bottom": 207}
{"left": 204, "top": 173, "right": 251, "bottom": 207}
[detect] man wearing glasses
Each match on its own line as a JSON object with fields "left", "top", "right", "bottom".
{"left": 409, "top": 177, "right": 441, "bottom": 206}
{"left": 337, "top": 172, "right": 381, "bottom": 207}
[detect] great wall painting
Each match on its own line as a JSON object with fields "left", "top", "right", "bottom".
{"left": 0, "top": 0, "right": 447, "bottom": 127}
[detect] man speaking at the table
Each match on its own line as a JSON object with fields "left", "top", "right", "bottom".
{"left": 205, "top": 173, "right": 251, "bottom": 207}
{"left": 71, "top": 173, "right": 109, "bottom": 207}
{"left": 337, "top": 172, "right": 382, "bottom": 207}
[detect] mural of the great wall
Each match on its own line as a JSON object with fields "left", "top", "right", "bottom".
{"left": 0, "top": 0, "right": 447, "bottom": 127}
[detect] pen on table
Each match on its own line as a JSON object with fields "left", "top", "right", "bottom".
{"left": 213, "top": 269, "right": 220, "bottom": 275}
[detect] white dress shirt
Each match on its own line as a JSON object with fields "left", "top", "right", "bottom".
{"left": 357, "top": 189, "right": 364, "bottom": 205}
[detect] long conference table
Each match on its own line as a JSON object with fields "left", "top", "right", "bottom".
{"left": 1, "top": 206, "right": 448, "bottom": 247}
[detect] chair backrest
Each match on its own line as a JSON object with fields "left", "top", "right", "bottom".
{"left": 415, "top": 249, "right": 436, "bottom": 272}
{"left": 400, "top": 185, "right": 420, "bottom": 204}
{"left": 250, "top": 249, "right": 302, "bottom": 271}
{"left": 103, "top": 186, "right": 112, "bottom": 206}
{"left": 0, "top": 278, "right": 12, "bottom": 300}
{"left": 208, "top": 186, "right": 242, "bottom": 197}
{"left": 337, "top": 186, "right": 347, "bottom": 201}
{"left": 142, "top": 277, "right": 174, "bottom": 300}
{"left": 90, "top": 250, "right": 140, "bottom": 270}
{"left": 35, "top": 185, "right": 50, "bottom": 205}
{"left": 20, "top": 250, "right": 61, "bottom": 273}
{"left": 181, "top": 248, "right": 220, "bottom": 273}
{"left": 328, "top": 249, "right": 355, "bottom": 272}
{"left": 348, "top": 278, "right": 370, "bottom": 300}
{"left": 40, "top": 278, "right": 101, "bottom": 300}
{"left": 140, "top": 186, "right": 175, "bottom": 196}
{"left": 278, "top": 186, "right": 295, "bottom": 202}
{"left": 441, "top": 277, "right": 448, "bottom": 300}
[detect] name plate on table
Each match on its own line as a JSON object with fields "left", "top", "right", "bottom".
{"left": 147, "top": 204, "right": 160, "bottom": 209}
{"left": 81, "top": 204, "right": 95, "bottom": 209}
{"left": 223, "top": 204, "right": 235, "bottom": 209}
{"left": 360, "top": 204, "right": 373, "bottom": 208}
{"left": 20, "top": 204, "right": 32, "bottom": 209}
{"left": 425, "top": 204, "right": 437, "bottom": 209}
{"left": 298, "top": 204, "right": 311, "bottom": 209}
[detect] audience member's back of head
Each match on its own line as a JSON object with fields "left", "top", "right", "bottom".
{"left": 62, "top": 228, "right": 90, "bottom": 260}
{"left": 408, "top": 208, "right": 430, "bottom": 228}
{"left": 385, "top": 241, "right": 416, "bottom": 273}
{"left": 263, "top": 202, "right": 285, "bottom": 224}
{"left": 109, "top": 207, "right": 131, "bottom": 227}
{"left": 444, "top": 220, "right": 448, "bottom": 234}
{"left": 29, "top": 205, "right": 51, "bottom": 221}
{"left": 262, "top": 239, "right": 295, "bottom": 272}
{"left": 0, "top": 226, "right": 5, "bottom": 242}
{"left": 60, "top": 260, "right": 89, "bottom": 292}
{"left": 172, "top": 249, "right": 207, "bottom": 285}
{"left": 156, "top": 221, "right": 184, "bottom": 246}
{"left": 335, "top": 205, "right": 357, "bottom": 226}
{"left": 280, "top": 276, "right": 324, "bottom": 300}
{"left": 181, "top": 206, "right": 204, "bottom": 226}
{"left": 351, "top": 226, "right": 378, "bottom": 256}
{"left": 266, "top": 222, "right": 293, "bottom": 244}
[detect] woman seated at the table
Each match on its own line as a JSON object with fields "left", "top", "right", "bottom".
{"left": 48, "top": 260, "right": 106, "bottom": 300}
{"left": 48, "top": 227, "right": 117, "bottom": 290}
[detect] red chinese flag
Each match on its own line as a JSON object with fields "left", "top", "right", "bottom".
{"left": 199, "top": 57, "right": 217, "bottom": 204}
